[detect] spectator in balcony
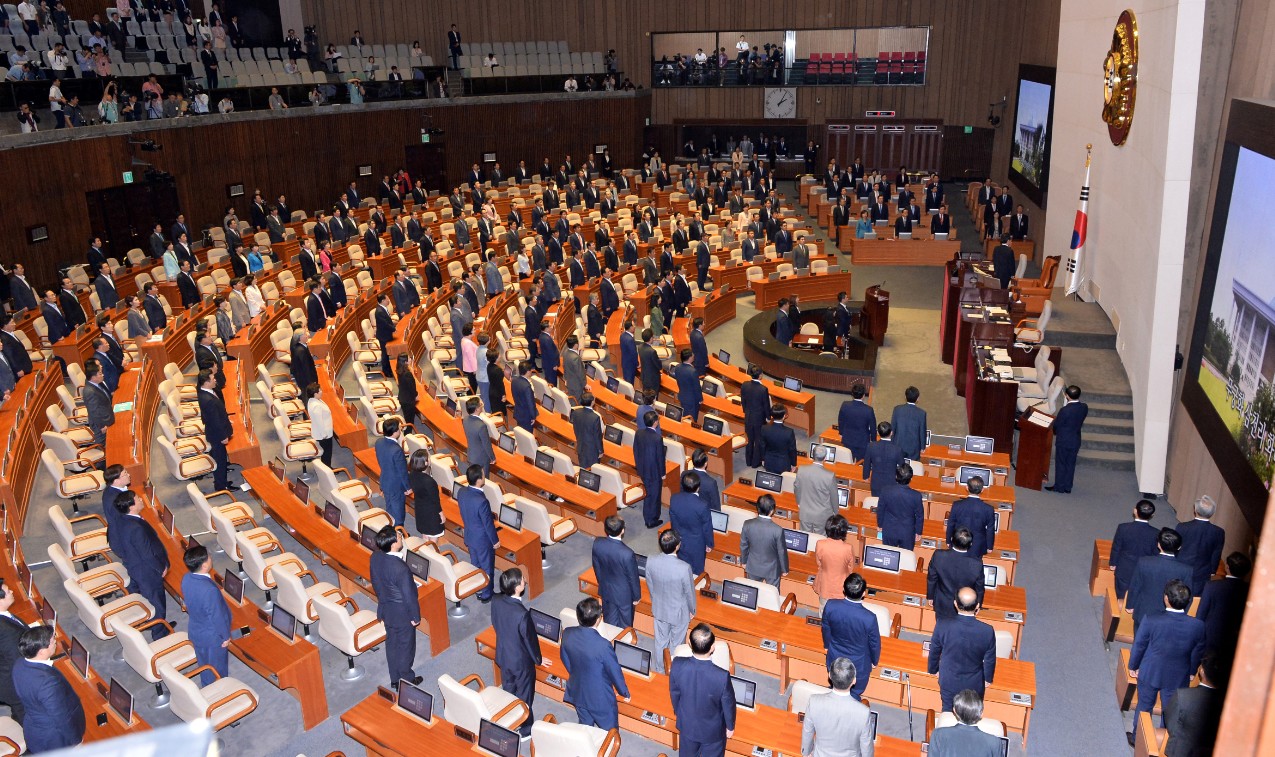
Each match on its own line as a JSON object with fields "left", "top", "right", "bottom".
{"left": 411, "top": 41, "right": 425, "bottom": 61}
{"left": 268, "top": 87, "right": 287, "bottom": 111}
{"left": 285, "top": 29, "right": 303, "bottom": 60}
{"left": 191, "top": 91, "right": 209, "bottom": 114}
{"left": 227, "top": 15, "right": 244, "bottom": 48}
{"left": 97, "top": 83, "right": 119, "bottom": 123}
{"left": 620, "top": 77, "right": 635, "bottom": 91}
{"left": 46, "top": 43, "right": 71, "bottom": 78}
{"left": 65, "top": 95, "right": 86, "bottom": 127}
{"left": 348, "top": 77, "right": 365, "bottom": 105}
{"left": 142, "top": 75, "right": 164, "bottom": 100}
{"left": 308, "top": 85, "right": 326, "bottom": 106}
{"left": 483, "top": 53, "right": 499, "bottom": 69}
{"left": 351, "top": 29, "right": 365, "bottom": 49}
{"left": 15, "top": 103, "right": 39, "bottom": 133}
{"left": 363, "top": 56, "right": 379, "bottom": 77}
{"left": 48, "top": 78, "right": 67, "bottom": 129}
{"left": 114, "top": 0, "right": 131, "bottom": 20}
{"left": 564, "top": 74, "right": 578, "bottom": 93}
{"left": 211, "top": 19, "right": 227, "bottom": 51}
{"left": 106, "top": 12, "right": 126, "bottom": 50}
{"left": 218, "top": 96, "right": 234, "bottom": 114}
{"left": 121, "top": 93, "right": 141, "bottom": 121}
{"left": 324, "top": 45, "right": 342, "bottom": 72}
{"left": 582, "top": 75, "right": 595, "bottom": 92}
{"left": 605, "top": 49, "right": 618, "bottom": 74}
{"left": 735, "top": 34, "right": 750, "bottom": 70}
{"left": 386, "top": 65, "right": 403, "bottom": 97}
{"left": 180, "top": 14, "right": 197, "bottom": 47}
{"left": 200, "top": 41, "right": 219, "bottom": 89}
{"left": 16, "top": 0, "right": 37, "bottom": 36}
{"left": 447, "top": 24, "right": 462, "bottom": 70}
{"left": 162, "top": 92, "right": 180, "bottom": 118}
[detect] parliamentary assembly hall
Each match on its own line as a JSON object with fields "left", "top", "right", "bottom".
{"left": 0, "top": 0, "right": 1268, "bottom": 755}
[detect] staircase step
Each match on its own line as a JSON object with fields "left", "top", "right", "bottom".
{"left": 1084, "top": 391, "right": 1133, "bottom": 406}
{"left": 1077, "top": 448, "right": 1136, "bottom": 471}
{"left": 1086, "top": 416, "right": 1134, "bottom": 436}
{"left": 1044, "top": 330, "right": 1117, "bottom": 350}
{"left": 1087, "top": 401, "right": 1134, "bottom": 420}
{"left": 1082, "top": 432, "right": 1136, "bottom": 454}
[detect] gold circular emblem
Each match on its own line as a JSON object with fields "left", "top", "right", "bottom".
{"left": 1102, "top": 10, "right": 1138, "bottom": 145}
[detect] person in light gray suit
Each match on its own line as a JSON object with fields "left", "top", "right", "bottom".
{"left": 796, "top": 445, "right": 840, "bottom": 532}
{"left": 889, "top": 386, "right": 929, "bottom": 460}
{"left": 801, "top": 657, "right": 874, "bottom": 757}
{"left": 740, "top": 494, "right": 788, "bottom": 587}
{"left": 228, "top": 280, "right": 252, "bottom": 333}
{"left": 125, "top": 296, "right": 152, "bottom": 339}
{"left": 562, "top": 336, "right": 587, "bottom": 404}
{"left": 82, "top": 359, "right": 116, "bottom": 447}
{"left": 928, "top": 689, "right": 1003, "bottom": 757}
{"left": 462, "top": 397, "right": 494, "bottom": 477}
{"left": 647, "top": 529, "right": 696, "bottom": 673}
{"left": 484, "top": 254, "right": 503, "bottom": 297}
{"left": 792, "top": 233, "right": 811, "bottom": 270}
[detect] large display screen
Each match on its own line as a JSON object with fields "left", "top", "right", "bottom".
{"left": 1184, "top": 100, "right": 1275, "bottom": 521}
{"left": 1008, "top": 65, "right": 1056, "bottom": 207}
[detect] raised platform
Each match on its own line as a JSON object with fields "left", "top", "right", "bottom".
{"left": 742, "top": 308, "right": 877, "bottom": 392}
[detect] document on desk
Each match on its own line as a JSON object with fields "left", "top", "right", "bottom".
{"left": 1026, "top": 411, "right": 1054, "bottom": 427}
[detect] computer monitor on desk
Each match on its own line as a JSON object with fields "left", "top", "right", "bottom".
{"left": 665, "top": 404, "right": 684, "bottom": 422}
{"left": 323, "top": 502, "right": 341, "bottom": 528}
{"left": 958, "top": 465, "right": 992, "bottom": 485}
{"left": 405, "top": 550, "right": 431, "bottom": 582}
{"left": 869, "top": 711, "right": 879, "bottom": 741}
{"left": 107, "top": 677, "right": 133, "bottom": 723}
{"left": 360, "top": 524, "right": 379, "bottom": 551}
{"left": 755, "top": 470, "right": 782, "bottom": 493}
{"left": 395, "top": 680, "right": 434, "bottom": 723}
{"left": 604, "top": 425, "right": 624, "bottom": 444}
{"left": 783, "top": 376, "right": 803, "bottom": 392}
{"left": 270, "top": 605, "right": 296, "bottom": 640}
{"left": 534, "top": 450, "right": 556, "bottom": 473}
{"left": 498, "top": 433, "right": 516, "bottom": 453}
{"left": 730, "top": 675, "right": 757, "bottom": 709}
{"left": 717, "top": 349, "right": 730, "bottom": 364}
{"left": 68, "top": 636, "right": 89, "bottom": 679}
{"left": 983, "top": 564, "right": 1000, "bottom": 589}
{"left": 477, "top": 719, "right": 520, "bottom": 757}
{"left": 635, "top": 553, "right": 648, "bottom": 578}
{"left": 614, "top": 640, "right": 652, "bottom": 677}
{"left": 223, "top": 571, "right": 245, "bottom": 603}
{"left": 863, "top": 545, "right": 902, "bottom": 573}
{"left": 606, "top": 376, "right": 619, "bottom": 393}
{"left": 721, "top": 579, "right": 760, "bottom": 611}
{"left": 934, "top": 232, "right": 949, "bottom": 240}
{"left": 529, "top": 608, "right": 561, "bottom": 643}
{"left": 710, "top": 509, "right": 729, "bottom": 534}
{"left": 542, "top": 395, "right": 555, "bottom": 413}
{"left": 451, "top": 481, "right": 464, "bottom": 500}
{"left": 577, "top": 469, "right": 601, "bottom": 492}
{"left": 964, "top": 435, "right": 994, "bottom": 455}
{"left": 702, "top": 416, "right": 724, "bottom": 436}
{"left": 498, "top": 504, "right": 523, "bottom": 531}
{"left": 897, "top": 232, "right": 912, "bottom": 239}
{"left": 838, "top": 487, "right": 850, "bottom": 508}
{"left": 783, "top": 528, "right": 810, "bottom": 554}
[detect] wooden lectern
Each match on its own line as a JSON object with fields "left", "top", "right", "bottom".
{"left": 1015, "top": 406, "right": 1055, "bottom": 489}
{"left": 861, "top": 285, "right": 890, "bottom": 343}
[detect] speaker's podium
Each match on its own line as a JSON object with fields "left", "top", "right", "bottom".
{"left": 1015, "top": 406, "right": 1054, "bottom": 489}
{"left": 860, "top": 285, "right": 890, "bottom": 343}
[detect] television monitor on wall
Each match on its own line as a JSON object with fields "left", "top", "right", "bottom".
{"left": 1183, "top": 99, "right": 1275, "bottom": 524}
{"left": 1008, "top": 64, "right": 1056, "bottom": 208}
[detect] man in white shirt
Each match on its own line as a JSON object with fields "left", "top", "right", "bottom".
{"left": 46, "top": 43, "right": 71, "bottom": 75}
{"left": 735, "top": 35, "right": 750, "bottom": 69}
{"left": 49, "top": 78, "right": 67, "bottom": 129}
{"left": 563, "top": 75, "right": 578, "bottom": 92}
{"left": 16, "top": 1, "right": 39, "bottom": 36}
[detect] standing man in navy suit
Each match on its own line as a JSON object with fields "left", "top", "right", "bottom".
{"left": 759, "top": 404, "right": 798, "bottom": 474}
{"left": 491, "top": 568, "right": 541, "bottom": 738}
{"left": 1197, "top": 551, "right": 1250, "bottom": 656}
{"left": 369, "top": 525, "right": 421, "bottom": 687}
{"left": 927, "top": 527, "right": 985, "bottom": 621}
{"left": 928, "top": 587, "right": 997, "bottom": 712}
{"left": 110, "top": 490, "right": 170, "bottom": 639}
{"left": 511, "top": 361, "right": 539, "bottom": 432}
{"left": 946, "top": 477, "right": 996, "bottom": 558}
{"left": 775, "top": 298, "right": 795, "bottom": 345}
{"left": 1125, "top": 528, "right": 1194, "bottom": 634}
{"left": 619, "top": 319, "right": 638, "bottom": 386}
{"left": 1109, "top": 499, "right": 1160, "bottom": 599}
{"left": 0, "top": 579, "right": 29, "bottom": 724}
{"left": 877, "top": 463, "right": 924, "bottom": 549}
{"left": 861, "top": 421, "right": 905, "bottom": 496}
{"left": 689, "top": 318, "right": 709, "bottom": 377}
{"left": 741, "top": 364, "right": 771, "bottom": 468}
{"left": 1128, "top": 579, "right": 1206, "bottom": 745}
{"left": 635, "top": 410, "right": 667, "bottom": 528}
{"left": 561, "top": 598, "right": 629, "bottom": 730}
{"left": 669, "top": 472, "right": 714, "bottom": 574}
{"left": 591, "top": 516, "right": 640, "bottom": 628}
{"left": 1046, "top": 385, "right": 1088, "bottom": 493}
{"left": 674, "top": 349, "right": 703, "bottom": 422}
{"left": 198, "top": 368, "right": 233, "bottom": 491}
{"left": 690, "top": 449, "right": 721, "bottom": 512}
{"left": 458, "top": 464, "right": 499, "bottom": 602}
{"left": 889, "top": 386, "right": 928, "bottom": 459}
{"left": 538, "top": 321, "right": 560, "bottom": 387}
{"left": 1176, "top": 495, "right": 1226, "bottom": 595}
{"left": 837, "top": 384, "right": 876, "bottom": 461}
{"left": 670, "top": 624, "right": 737, "bottom": 756}
{"left": 821, "top": 573, "right": 881, "bottom": 701}
{"left": 375, "top": 417, "right": 410, "bottom": 527}
{"left": 181, "top": 544, "right": 232, "bottom": 685}
{"left": 13, "top": 626, "right": 85, "bottom": 752}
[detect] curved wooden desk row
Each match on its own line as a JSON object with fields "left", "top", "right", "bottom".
{"left": 751, "top": 270, "right": 854, "bottom": 311}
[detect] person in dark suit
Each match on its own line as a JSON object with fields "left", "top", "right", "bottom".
{"left": 538, "top": 323, "right": 560, "bottom": 387}
{"left": 837, "top": 384, "right": 877, "bottom": 461}
{"left": 369, "top": 526, "right": 421, "bottom": 687}
{"left": 592, "top": 516, "right": 641, "bottom": 628}
{"left": 91, "top": 338, "right": 120, "bottom": 394}
{"left": 491, "top": 569, "right": 542, "bottom": 737}
{"left": 774, "top": 298, "right": 795, "bottom": 346}
{"left": 889, "top": 386, "right": 928, "bottom": 460}
{"left": 822, "top": 573, "right": 881, "bottom": 701}
{"left": 1176, "top": 495, "right": 1226, "bottom": 595}
{"left": 181, "top": 544, "right": 232, "bottom": 685}
{"left": 94, "top": 263, "right": 120, "bottom": 310}
{"left": 991, "top": 234, "right": 1015, "bottom": 289}
{"left": 571, "top": 392, "right": 604, "bottom": 470}
{"left": 689, "top": 450, "right": 721, "bottom": 512}
{"left": 375, "top": 418, "right": 410, "bottom": 527}
{"left": 141, "top": 284, "right": 168, "bottom": 331}
{"left": 374, "top": 294, "right": 396, "bottom": 377}
{"left": 462, "top": 397, "right": 494, "bottom": 478}
{"left": 635, "top": 410, "right": 667, "bottom": 528}
{"left": 929, "top": 689, "right": 1007, "bottom": 757}
{"left": 511, "top": 361, "right": 538, "bottom": 432}
{"left": 946, "top": 477, "right": 996, "bottom": 558}
{"left": 423, "top": 250, "right": 444, "bottom": 293}
{"left": 393, "top": 270, "right": 420, "bottom": 316}
{"left": 670, "top": 471, "right": 714, "bottom": 574}
{"left": 1125, "top": 528, "right": 1194, "bottom": 633}
{"left": 670, "top": 623, "right": 737, "bottom": 755}
{"left": 296, "top": 242, "right": 319, "bottom": 283}
{"left": 1047, "top": 385, "right": 1088, "bottom": 493}
{"left": 1009, "top": 205, "right": 1030, "bottom": 240}
{"left": 0, "top": 315, "right": 33, "bottom": 380}
{"left": 197, "top": 369, "right": 233, "bottom": 491}
{"left": 637, "top": 329, "right": 662, "bottom": 395}
{"left": 0, "top": 579, "right": 29, "bottom": 724}
{"left": 862, "top": 421, "right": 906, "bottom": 496}
{"left": 326, "top": 271, "right": 347, "bottom": 311}
{"left": 1110, "top": 499, "right": 1160, "bottom": 599}
{"left": 688, "top": 318, "right": 709, "bottom": 377}
{"left": 616, "top": 320, "right": 638, "bottom": 386}
{"left": 458, "top": 464, "right": 499, "bottom": 602}
{"left": 289, "top": 329, "right": 318, "bottom": 392}
{"left": 928, "top": 587, "right": 997, "bottom": 712}
{"left": 759, "top": 404, "right": 798, "bottom": 474}
{"left": 740, "top": 494, "right": 787, "bottom": 587}
{"left": 674, "top": 349, "right": 702, "bottom": 422}
{"left": 561, "top": 598, "right": 629, "bottom": 730}
{"left": 176, "top": 261, "right": 201, "bottom": 309}
{"left": 1129, "top": 580, "right": 1207, "bottom": 744}
{"left": 931, "top": 205, "right": 952, "bottom": 235}
{"left": 741, "top": 364, "right": 771, "bottom": 469}
{"left": 58, "top": 278, "right": 87, "bottom": 330}
{"left": 13, "top": 626, "right": 85, "bottom": 752}
{"left": 83, "top": 360, "right": 115, "bottom": 447}
{"left": 110, "top": 490, "right": 170, "bottom": 639}
{"left": 1196, "top": 551, "right": 1250, "bottom": 656}
{"left": 305, "top": 279, "right": 332, "bottom": 334}
{"left": 928, "top": 527, "right": 986, "bottom": 621}
{"left": 877, "top": 463, "right": 924, "bottom": 549}
{"left": 1163, "top": 652, "right": 1226, "bottom": 757}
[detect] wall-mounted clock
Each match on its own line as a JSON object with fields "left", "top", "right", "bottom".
{"left": 764, "top": 88, "right": 796, "bottom": 119}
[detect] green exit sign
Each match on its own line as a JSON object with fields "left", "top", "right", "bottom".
{"left": 964, "top": 126, "right": 973, "bottom": 134}
{"left": 421, "top": 132, "right": 430, "bottom": 144}
{"left": 122, "top": 171, "right": 134, "bottom": 184}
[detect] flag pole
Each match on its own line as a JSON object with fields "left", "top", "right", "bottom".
{"left": 1065, "top": 144, "right": 1093, "bottom": 300}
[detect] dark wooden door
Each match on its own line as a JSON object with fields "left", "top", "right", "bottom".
{"left": 405, "top": 142, "right": 448, "bottom": 195}
{"left": 85, "top": 174, "right": 181, "bottom": 258}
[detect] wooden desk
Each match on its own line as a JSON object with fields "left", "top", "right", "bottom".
{"left": 531, "top": 407, "right": 680, "bottom": 501}
{"left": 983, "top": 238, "right": 1035, "bottom": 261}
{"left": 688, "top": 288, "right": 738, "bottom": 337}
{"left": 317, "top": 358, "right": 370, "bottom": 452}
{"left": 0, "top": 366, "right": 63, "bottom": 527}
{"left": 709, "top": 355, "right": 816, "bottom": 437}
{"left": 242, "top": 466, "right": 452, "bottom": 656}
{"left": 351, "top": 447, "right": 546, "bottom": 598}
{"left": 342, "top": 691, "right": 488, "bottom": 756}
{"left": 52, "top": 324, "right": 99, "bottom": 367}
{"left": 1090, "top": 539, "right": 1115, "bottom": 597}
{"left": 222, "top": 360, "right": 264, "bottom": 469}
{"left": 752, "top": 272, "right": 853, "bottom": 310}
{"left": 846, "top": 237, "right": 961, "bottom": 267}
{"left": 707, "top": 255, "right": 832, "bottom": 294}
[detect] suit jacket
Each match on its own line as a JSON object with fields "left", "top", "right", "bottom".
{"left": 374, "top": 306, "right": 396, "bottom": 344}
{"left": 801, "top": 689, "right": 874, "bottom": 757}
{"left": 837, "top": 400, "right": 877, "bottom": 460}
{"left": 0, "top": 613, "right": 27, "bottom": 707}
{"left": 94, "top": 351, "right": 120, "bottom": 392}
{"left": 463, "top": 414, "right": 495, "bottom": 467}
{"left": 512, "top": 376, "right": 538, "bottom": 430}
{"left": 692, "top": 469, "right": 721, "bottom": 512}
{"left": 267, "top": 216, "right": 285, "bottom": 244}
{"left": 928, "top": 723, "right": 1004, "bottom": 757}
{"left": 1126, "top": 554, "right": 1194, "bottom": 622}
{"left": 634, "top": 427, "right": 666, "bottom": 485}
{"left": 290, "top": 341, "right": 318, "bottom": 390}
{"left": 927, "top": 548, "right": 985, "bottom": 619}
{"left": 143, "top": 295, "right": 167, "bottom": 331}
{"left": 228, "top": 291, "right": 251, "bottom": 332}
{"left": 928, "top": 614, "right": 997, "bottom": 700}
{"left": 637, "top": 343, "right": 661, "bottom": 391}
{"left": 689, "top": 330, "right": 708, "bottom": 376}
{"left": 198, "top": 386, "right": 232, "bottom": 444}
{"left": 113, "top": 513, "right": 169, "bottom": 589}
{"left": 1176, "top": 519, "right": 1225, "bottom": 594}
{"left": 670, "top": 656, "right": 736, "bottom": 744}
{"left": 177, "top": 271, "right": 201, "bottom": 308}
{"left": 889, "top": 403, "right": 927, "bottom": 459}
{"left": 1129, "top": 610, "right": 1206, "bottom": 690}
{"left": 674, "top": 362, "right": 701, "bottom": 419}
{"left": 1052, "top": 400, "right": 1087, "bottom": 449}
{"left": 861, "top": 439, "right": 905, "bottom": 495}
{"left": 12, "top": 659, "right": 85, "bottom": 751}
{"left": 374, "top": 436, "right": 409, "bottom": 499}
{"left": 127, "top": 308, "right": 152, "bottom": 339}
{"left": 1110, "top": 520, "right": 1160, "bottom": 596}
{"left": 563, "top": 350, "right": 586, "bottom": 400}
{"left": 571, "top": 407, "right": 603, "bottom": 470}
{"left": 94, "top": 275, "right": 120, "bottom": 310}
{"left": 670, "top": 492, "right": 714, "bottom": 573}
{"left": 181, "top": 572, "right": 231, "bottom": 649}
{"left": 1196, "top": 576, "right": 1248, "bottom": 654}
{"left": 1009, "top": 213, "right": 1029, "bottom": 239}
{"left": 740, "top": 516, "right": 788, "bottom": 583}
{"left": 1164, "top": 683, "right": 1223, "bottom": 757}
{"left": 370, "top": 550, "right": 420, "bottom": 627}
{"left": 59, "top": 288, "right": 87, "bottom": 329}
{"left": 740, "top": 380, "right": 771, "bottom": 430}
{"left": 84, "top": 381, "right": 115, "bottom": 436}
{"left": 592, "top": 536, "right": 641, "bottom": 610}
{"left": 492, "top": 593, "right": 542, "bottom": 675}
{"left": 458, "top": 486, "right": 498, "bottom": 563}
{"left": 538, "top": 332, "right": 561, "bottom": 383}
{"left": 561, "top": 626, "right": 629, "bottom": 715}
{"left": 647, "top": 552, "right": 696, "bottom": 630}
{"left": 0, "top": 331, "right": 32, "bottom": 377}
{"left": 822, "top": 597, "right": 881, "bottom": 674}
{"left": 946, "top": 497, "right": 996, "bottom": 557}
{"left": 759, "top": 420, "right": 797, "bottom": 474}
{"left": 877, "top": 483, "right": 924, "bottom": 548}
{"left": 991, "top": 245, "right": 1014, "bottom": 287}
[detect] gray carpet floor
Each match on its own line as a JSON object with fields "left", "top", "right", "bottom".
{"left": 17, "top": 182, "right": 1150, "bottom": 756}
